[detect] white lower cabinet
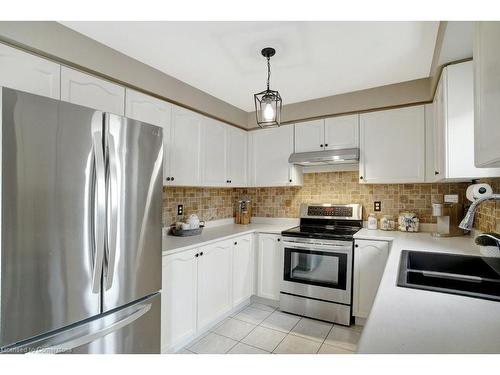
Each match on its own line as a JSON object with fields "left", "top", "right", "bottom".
{"left": 197, "top": 239, "right": 233, "bottom": 331}
{"left": 353, "top": 239, "right": 390, "bottom": 319}
{"left": 257, "top": 233, "right": 282, "bottom": 301}
{"left": 161, "top": 234, "right": 255, "bottom": 352}
{"left": 232, "top": 235, "right": 254, "bottom": 306}
{"left": 161, "top": 248, "right": 198, "bottom": 353}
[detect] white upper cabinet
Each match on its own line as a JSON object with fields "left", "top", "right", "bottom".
{"left": 0, "top": 43, "right": 60, "bottom": 99}
{"left": 125, "top": 89, "right": 172, "bottom": 185}
{"left": 226, "top": 126, "right": 248, "bottom": 187}
{"left": 359, "top": 105, "right": 425, "bottom": 184}
{"left": 294, "top": 115, "right": 359, "bottom": 153}
{"left": 61, "top": 66, "right": 125, "bottom": 115}
{"left": 168, "top": 105, "right": 202, "bottom": 186}
{"left": 201, "top": 118, "right": 228, "bottom": 186}
{"left": 249, "top": 126, "right": 303, "bottom": 187}
{"left": 294, "top": 119, "right": 325, "bottom": 152}
{"left": 324, "top": 114, "right": 359, "bottom": 150}
{"left": 474, "top": 22, "right": 500, "bottom": 168}
{"left": 430, "top": 61, "right": 500, "bottom": 181}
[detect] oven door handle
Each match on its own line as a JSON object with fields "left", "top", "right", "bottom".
{"left": 282, "top": 242, "right": 352, "bottom": 254}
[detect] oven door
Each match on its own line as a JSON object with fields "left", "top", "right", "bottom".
{"left": 281, "top": 238, "right": 352, "bottom": 305}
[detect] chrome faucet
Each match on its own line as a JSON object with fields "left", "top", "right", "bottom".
{"left": 458, "top": 194, "right": 500, "bottom": 230}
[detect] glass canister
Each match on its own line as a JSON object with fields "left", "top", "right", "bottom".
{"left": 380, "top": 215, "right": 396, "bottom": 231}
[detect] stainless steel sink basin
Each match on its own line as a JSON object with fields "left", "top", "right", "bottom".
{"left": 397, "top": 250, "right": 500, "bottom": 301}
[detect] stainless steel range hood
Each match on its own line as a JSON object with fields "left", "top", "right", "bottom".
{"left": 288, "top": 148, "right": 359, "bottom": 166}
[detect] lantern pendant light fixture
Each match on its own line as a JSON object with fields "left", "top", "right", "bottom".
{"left": 254, "top": 47, "right": 282, "bottom": 128}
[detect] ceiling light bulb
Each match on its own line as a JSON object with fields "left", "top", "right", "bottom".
{"left": 263, "top": 102, "right": 275, "bottom": 121}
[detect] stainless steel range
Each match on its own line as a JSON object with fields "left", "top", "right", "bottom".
{"left": 280, "top": 203, "right": 363, "bottom": 325}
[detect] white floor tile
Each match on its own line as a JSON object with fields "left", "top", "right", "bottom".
{"left": 318, "top": 343, "right": 355, "bottom": 354}
{"left": 249, "top": 302, "right": 276, "bottom": 312}
{"left": 261, "top": 311, "right": 301, "bottom": 333}
{"left": 324, "top": 325, "right": 361, "bottom": 351}
{"left": 212, "top": 318, "right": 257, "bottom": 341}
{"left": 273, "top": 335, "right": 321, "bottom": 354}
{"left": 227, "top": 342, "right": 269, "bottom": 354}
{"left": 241, "top": 326, "right": 287, "bottom": 352}
{"left": 188, "top": 332, "right": 237, "bottom": 354}
{"left": 290, "top": 318, "right": 333, "bottom": 343}
{"left": 233, "top": 307, "right": 272, "bottom": 325}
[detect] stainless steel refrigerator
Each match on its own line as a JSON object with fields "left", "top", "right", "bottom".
{"left": 0, "top": 87, "right": 163, "bottom": 354}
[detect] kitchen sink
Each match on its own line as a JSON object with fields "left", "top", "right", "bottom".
{"left": 397, "top": 250, "right": 500, "bottom": 302}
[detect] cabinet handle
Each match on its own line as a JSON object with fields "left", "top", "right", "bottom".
{"left": 229, "top": 180, "right": 232, "bottom": 183}
{"left": 320, "top": 144, "right": 324, "bottom": 148}
{"left": 195, "top": 253, "right": 199, "bottom": 258}
{"left": 226, "top": 180, "right": 229, "bottom": 183}
{"left": 434, "top": 171, "right": 439, "bottom": 175}
{"left": 277, "top": 238, "right": 281, "bottom": 242}
{"left": 200, "top": 251, "right": 204, "bottom": 256}
{"left": 171, "top": 177, "right": 175, "bottom": 181}
{"left": 359, "top": 176, "right": 364, "bottom": 180}
{"left": 289, "top": 179, "right": 292, "bottom": 183}
{"left": 355, "top": 244, "right": 359, "bottom": 248}
{"left": 166, "top": 177, "right": 171, "bottom": 181}
{"left": 325, "top": 143, "right": 328, "bottom": 147}
{"left": 234, "top": 241, "right": 237, "bottom": 245}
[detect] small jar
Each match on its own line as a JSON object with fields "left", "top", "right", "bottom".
{"left": 380, "top": 215, "right": 395, "bottom": 231}
{"left": 367, "top": 213, "right": 378, "bottom": 230}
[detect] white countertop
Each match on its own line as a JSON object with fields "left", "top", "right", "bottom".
{"left": 162, "top": 221, "right": 295, "bottom": 255}
{"left": 354, "top": 229, "right": 500, "bottom": 353}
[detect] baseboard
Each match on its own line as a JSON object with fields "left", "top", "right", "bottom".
{"left": 251, "top": 295, "right": 279, "bottom": 309}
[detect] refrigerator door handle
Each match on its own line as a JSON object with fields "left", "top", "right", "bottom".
{"left": 27, "top": 303, "right": 152, "bottom": 354}
{"left": 105, "top": 126, "right": 118, "bottom": 290}
{"left": 91, "top": 130, "right": 106, "bottom": 294}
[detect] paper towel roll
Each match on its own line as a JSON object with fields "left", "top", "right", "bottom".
{"left": 466, "top": 183, "right": 493, "bottom": 202}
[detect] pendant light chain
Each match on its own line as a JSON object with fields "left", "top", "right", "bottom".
{"left": 266, "top": 56, "right": 271, "bottom": 91}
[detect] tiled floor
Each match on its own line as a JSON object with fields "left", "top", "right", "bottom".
{"left": 178, "top": 302, "right": 362, "bottom": 354}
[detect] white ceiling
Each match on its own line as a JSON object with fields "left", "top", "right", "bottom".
{"left": 60, "top": 21, "right": 439, "bottom": 111}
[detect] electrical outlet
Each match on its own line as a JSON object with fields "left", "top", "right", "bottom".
{"left": 177, "top": 205, "right": 183, "bottom": 216}
{"left": 374, "top": 201, "right": 381, "bottom": 212}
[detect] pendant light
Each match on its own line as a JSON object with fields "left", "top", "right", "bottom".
{"left": 254, "top": 47, "right": 282, "bottom": 128}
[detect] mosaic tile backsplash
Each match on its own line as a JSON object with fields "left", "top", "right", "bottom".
{"left": 162, "top": 171, "right": 499, "bottom": 232}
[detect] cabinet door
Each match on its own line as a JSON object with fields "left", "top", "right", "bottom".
{"left": 257, "top": 234, "right": 282, "bottom": 301}
{"left": 324, "top": 114, "right": 359, "bottom": 150}
{"left": 201, "top": 118, "right": 227, "bottom": 186}
{"left": 294, "top": 119, "right": 325, "bottom": 152}
{"left": 0, "top": 43, "right": 60, "bottom": 99}
{"left": 446, "top": 62, "right": 500, "bottom": 178}
{"left": 432, "top": 74, "right": 446, "bottom": 181}
{"left": 353, "top": 240, "right": 389, "bottom": 319}
{"left": 61, "top": 66, "right": 125, "bottom": 115}
{"left": 359, "top": 105, "right": 425, "bottom": 183}
{"left": 232, "top": 235, "right": 254, "bottom": 307}
{"left": 161, "top": 249, "right": 198, "bottom": 353}
{"left": 474, "top": 22, "right": 500, "bottom": 168}
{"left": 249, "top": 126, "right": 299, "bottom": 187}
{"left": 227, "top": 126, "right": 248, "bottom": 187}
{"left": 125, "top": 89, "right": 172, "bottom": 184}
{"left": 424, "top": 103, "right": 436, "bottom": 182}
{"left": 169, "top": 105, "right": 202, "bottom": 186}
{"left": 197, "top": 240, "right": 233, "bottom": 331}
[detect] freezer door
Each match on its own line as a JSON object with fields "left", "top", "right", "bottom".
{"left": 102, "top": 114, "right": 163, "bottom": 311}
{"left": 0, "top": 88, "right": 103, "bottom": 348}
{"left": 2, "top": 293, "right": 160, "bottom": 354}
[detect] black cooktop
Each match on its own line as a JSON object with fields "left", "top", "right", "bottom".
{"left": 281, "top": 224, "right": 361, "bottom": 241}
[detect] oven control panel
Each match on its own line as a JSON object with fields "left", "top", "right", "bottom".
{"left": 307, "top": 206, "right": 353, "bottom": 217}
